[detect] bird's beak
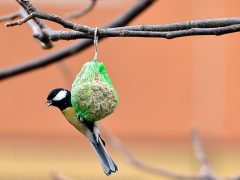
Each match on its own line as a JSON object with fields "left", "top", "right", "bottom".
{"left": 46, "top": 100, "right": 52, "bottom": 107}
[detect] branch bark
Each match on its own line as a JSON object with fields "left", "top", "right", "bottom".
{"left": 6, "top": 10, "right": 240, "bottom": 40}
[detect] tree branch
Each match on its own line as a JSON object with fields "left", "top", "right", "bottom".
{"left": 102, "top": 127, "right": 240, "bottom": 180}
{"left": 6, "top": 8, "right": 240, "bottom": 39}
{"left": 102, "top": 127, "right": 203, "bottom": 180}
{"left": 1, "top": 1, "right": 240, "bottom": 79}
{"left": 0, "top": 0, "right": 155, "bottom": 81}
{"left": 34, "top": 24, "right": 240, "bottom": 41}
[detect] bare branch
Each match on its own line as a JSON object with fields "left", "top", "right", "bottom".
{"left": 15, "top": 0, "right": 47, "bottom": 29}
{"left": 6, "top": 12, "right": 34, "bottom": 26}
{"left": 102, "top": 127, "right": 240, "bottom": 180}
{"left": 6, "top": 7, "right": 240, "bottom": 40}
{"left": 0, "top": 0, "right": 155, "bottom": 81}
{"left": 5, "top": 8, "right": 240, "bottom": 41}
{"left": 65, "top": 0, "right": 97, "bottom": 19}
{"left": 38, "top": 24, "right": 240, "bottom": 41}
{"left": 102, "top": 127, "right": 205, "bottom": 180}
{"left": 2, "top": 2, "right": 240, "bottom": 78}
{"left": 6, "top": 10, "right": 92, "bottom": 33}
{"left": 111, "top": 18, "right": 240, "bottom": 31}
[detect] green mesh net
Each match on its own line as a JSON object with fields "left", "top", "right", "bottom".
{"left": 71, "top": 61, "right": 118, "bottom": 122}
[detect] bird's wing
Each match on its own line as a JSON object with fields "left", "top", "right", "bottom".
{"left": 81, "top": 119, "right": 100, "bottom": 143}
{"left": 63, "top": 108, "right": 117, "bottom": 175}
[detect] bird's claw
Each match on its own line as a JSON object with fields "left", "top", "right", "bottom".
{"left": 76, "top": 114, "right": 84, "bottom": 123}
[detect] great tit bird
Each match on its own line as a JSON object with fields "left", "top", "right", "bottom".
{"left": 47, "top": 88, "right": 118, "bottom": 176}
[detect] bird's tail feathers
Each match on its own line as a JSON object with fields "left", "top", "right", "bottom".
{"left": 90, "top": 136, "right": 118, "bottom": 176}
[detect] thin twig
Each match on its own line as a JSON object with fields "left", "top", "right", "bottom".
{"left": 65, "top": 0, "right": 97, "bottom": 19}
{"left": 6, "top": 12, "right": 34, "bottom": 26}
{"left": 0, "top": 0, "right": 155, "bottom": 81}
{"left": 6, "top": 10, "right": 92, "bottom": 33}
{"left": 15, "top": 0, "right": 47, "bottom": 29}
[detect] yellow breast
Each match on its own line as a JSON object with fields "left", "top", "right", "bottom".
{"left": 62, "top": 107, "right": 88, "bottom": 135}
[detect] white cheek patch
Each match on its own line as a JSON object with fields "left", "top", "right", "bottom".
{"left": 53, "top": 90, "right": 67, "bottom": 101}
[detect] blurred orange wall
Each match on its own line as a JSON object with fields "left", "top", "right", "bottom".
{"left": 0, "top": 0, "right": 240, "bottom": 143}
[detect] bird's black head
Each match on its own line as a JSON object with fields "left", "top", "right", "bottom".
{"left": 47, "top": 88, "right": 72, "bottom": 110}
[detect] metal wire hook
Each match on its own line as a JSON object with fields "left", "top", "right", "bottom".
{"left": 93, "top": 27, "right": 99, "bottom": 61}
